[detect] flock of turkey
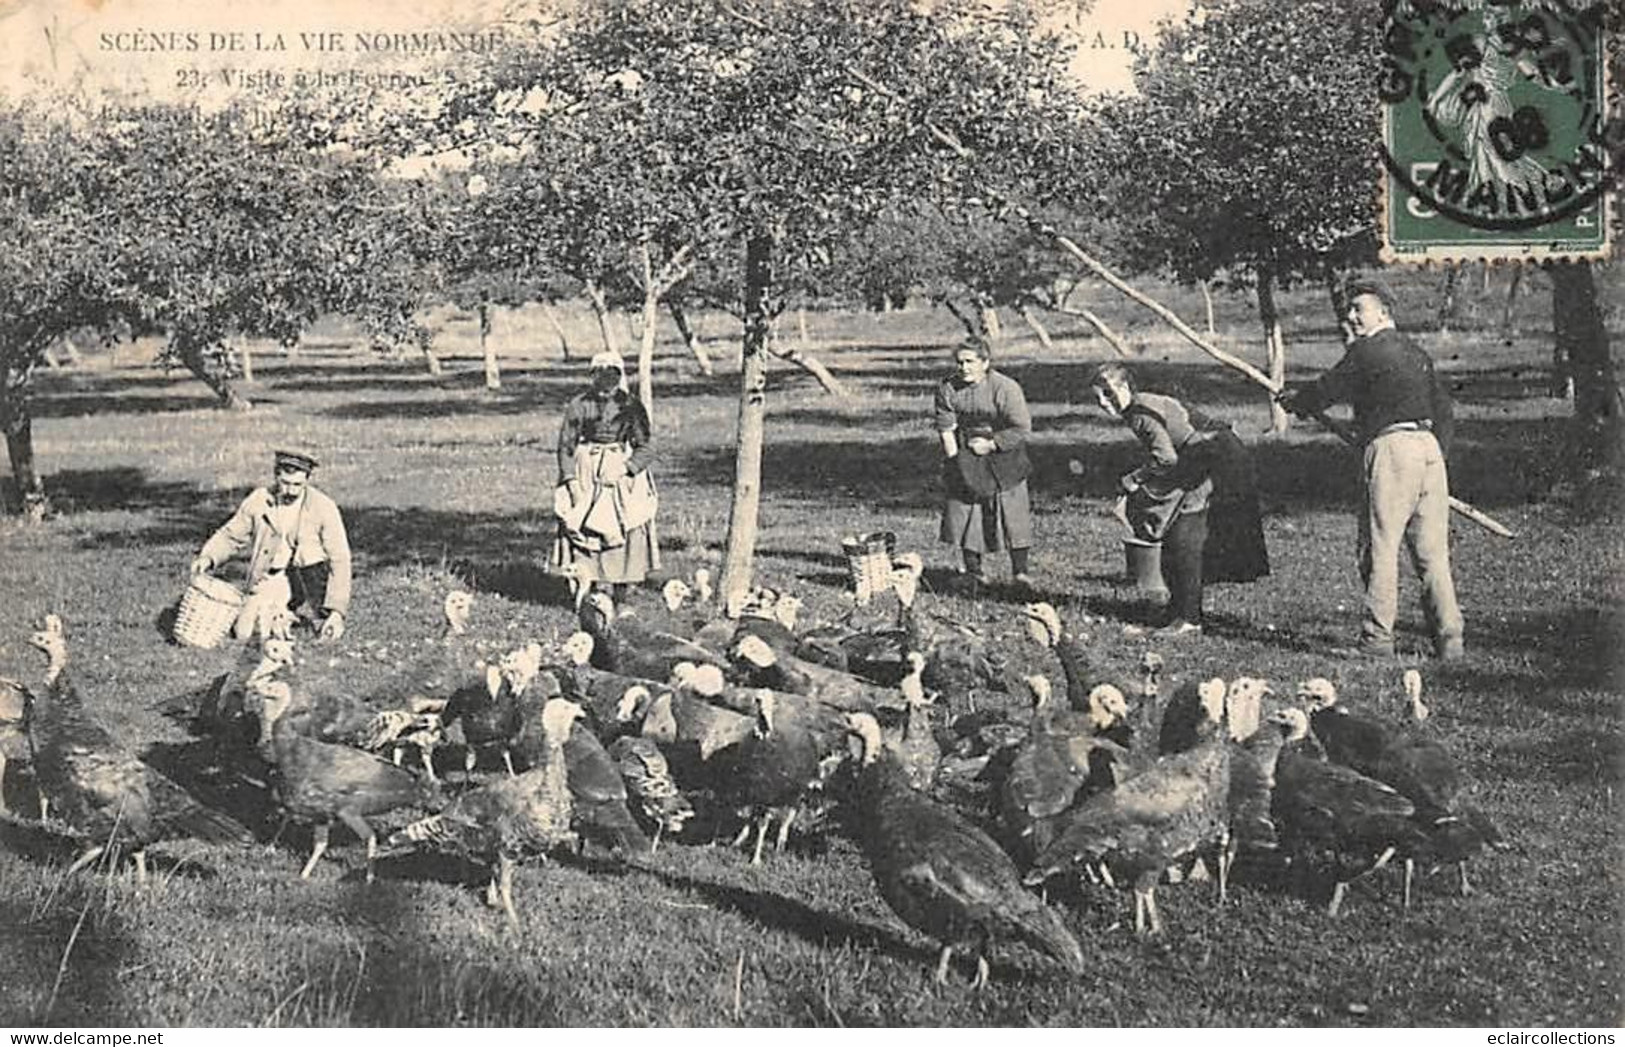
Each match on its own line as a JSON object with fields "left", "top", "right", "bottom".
{"left": 0, "top": 558, "right": 1504, "bottom": 988}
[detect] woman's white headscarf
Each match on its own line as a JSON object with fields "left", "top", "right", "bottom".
{"left": 589, "top": 350, "right": 629, "bottom": 393}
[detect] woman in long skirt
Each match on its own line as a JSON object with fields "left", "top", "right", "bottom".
{"left": 551, "top": 352, "right": 660, "bottom": 602}
{"left": 934, "top": 337, "right": 1034, "bottom": 589}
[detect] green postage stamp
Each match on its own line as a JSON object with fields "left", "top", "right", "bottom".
{"left": 1380, "top": 0, "right": 1617, "bottom": 262}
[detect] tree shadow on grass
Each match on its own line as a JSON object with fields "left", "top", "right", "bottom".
{"left": 0, "top": 892, "right": 137, "bottom": 1026}
{"left": 30, "top": 393, "right": 234, "bottom": 420}
{"left": 639, "top": 861, "right": 928, "bottom": 966}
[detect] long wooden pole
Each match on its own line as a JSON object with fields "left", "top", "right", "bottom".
{"left": 1023, "top": 215, "right": 1515, "bottom": 539}
{"left": 727, "top": 7, "right": 1516, "bottom": 538}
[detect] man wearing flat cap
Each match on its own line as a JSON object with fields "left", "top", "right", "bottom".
{"left": 1277, "top": 280, "right": 1463, "bottom": 660}
{"left": 192, "top": 448, "right": 353, "bottom": 642}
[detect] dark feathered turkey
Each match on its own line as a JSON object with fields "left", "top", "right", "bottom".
{"left": 25, "top": 616, "right": 253, "bottom": 883}
{"left": 1027, "top": 678, "right": 1233, "bottom": 936}
{"left": 608, "top": 734, "right": 695, "bottom": 847}
{"left": 258, "top": 680, "right": 440, "bottom": 882}
{"left": 843, "top": 711, "right": 1085, "bottom": 989}
{"left": 386, "top": 699, "right": 580, "bottom": 927}
{"left": 710, "top": 690, "right": 834, "bottom": 864}
{"left": 1, "top": 675, "right": 36, "bottom": 818}
{"left": 1300, "top": 674, "right": 1502, "bottom": 904}
{"left": 579, "top": 592, "right": 728, "bottom": 680}
{"left": 1270, "top": 706, "right": 1429, "bottom": 917}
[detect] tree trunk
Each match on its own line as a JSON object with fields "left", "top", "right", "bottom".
{"left": 0, "top": 361, "right": 48, "bottom": 521}
{"left": 978, "top": 299, "right": 1002, "bottom": 344}
{"left": 669, "top": 301, "right": 714, "bottom": 376}
{"left": 238, "top": 337, "right": 255, "bottom": 384}
{"left": 1257, "top": 273, "right": 1288, "bottom": 433}
{"left": 766, "top": 327, "right": 848, "bottom": 396}
{"left": 480, "top": 298, "right": 501, "bottom": 391}
{"left": 1324, "top": 269, "right": 1351, "bottom": 339}
{"left": 539, "top": 301, "right": 573, "bottom": 361}
{"left": 797, "top": 307, "right": 811, "bottom": 347}
{"left": 634, "top": 243, "right": 661, "bottom": 419}
{"left": 1018, "top": 303, "right": 1054, "bottom": 349}
{"left": 418, "top": 327, "right": 443, "bottom": 377}
{"left": 1553, "top": 263, "right": 1622, "bottom": 480}
{"left": 177, "top": 335, "right": 252, "bottom": 410}
{"left": 941, "top": 298, "right": 982, "bottom": 340}
{"left": 584, "top": 279, "right": 620, "bottom": 355}
{"left": 1438, "top": 265, "right": 1462, "bottom": 333}
{"left": 1501, "top": 267, "right": 1525, "bottom": 347}
{"left": 1200, "top": 280, "right": 1217, "bottom": 335}
{"left": 720, "top": 232, "right": 774, "bottom": 607}
{"left": 637, "top": 285, "right": 660, "bottom": 419}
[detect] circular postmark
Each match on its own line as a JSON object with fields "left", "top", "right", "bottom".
{"left": 1379, "top": 0, "right": 1619, "bottom": 233}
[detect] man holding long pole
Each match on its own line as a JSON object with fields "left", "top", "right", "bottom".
{"left": 1277, "top": 280, "right": 1465, "bottom": 661}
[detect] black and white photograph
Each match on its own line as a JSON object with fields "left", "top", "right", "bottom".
{"left": 0, "top": 0, "right": 1619, "bottom": 1029}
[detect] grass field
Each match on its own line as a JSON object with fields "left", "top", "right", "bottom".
{"left": 0, "top": 280, "right": 1621, "bottom": 1027}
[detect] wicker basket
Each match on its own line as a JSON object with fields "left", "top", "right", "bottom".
{"left": 841, "top": 531, "right": 897, "bottom": 606}
{"left": 174, "top": 574, "right": 244, "bottom": 649}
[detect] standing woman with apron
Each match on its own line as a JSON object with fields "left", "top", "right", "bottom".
{"left": 551, "top": 352, "right": 660, "bottom": 603}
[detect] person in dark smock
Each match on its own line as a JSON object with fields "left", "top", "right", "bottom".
{"left": 1091, "top": 364, "right": 1269, "bottom": 638}
{"left": 551, "top": 351, "right": 659, "bottom": 600}
{"left": 933, "top": 338, "right": 1034, "bottom": 588}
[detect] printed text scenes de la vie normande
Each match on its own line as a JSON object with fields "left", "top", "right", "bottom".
{"left": 99, "top": 29, "right": 507, "bottom": 56}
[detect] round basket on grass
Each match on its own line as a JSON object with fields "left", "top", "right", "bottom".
{"left": 173, "top": 574, "right": 243, "bottom": 649}
{"left": 841, "top": 531, "right": 896, "bottom": 606}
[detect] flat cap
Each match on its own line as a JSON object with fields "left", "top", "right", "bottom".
{"left": 274, "top": 449, "right": 319, "bottom": 473}
{"left": 1344, "top": 278, "right": 1395, "bottom": 308}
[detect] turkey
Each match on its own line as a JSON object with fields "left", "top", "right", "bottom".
{"left": 154, "top": 632, "right": 298, "bottom": 740}
{"left": 386, "top": 699, "right": 582, "bottom": 927}
{"left": 1269, "top": 706, "right": 1428, "bottom": 916}
{"left": 612, "top": 578, "right": 704, "bottom": 641}
{"left": 511, "top": 674, "right": 648, "bottom": 856}
{"left": 545, "top": 631, "right": 672, "bottom": 733}
{"left": 1, "top": 675, "right": 35, "bottom": 817}
{"left": 615, "top": 674, "right": 755, "bottom": 762}
{"left": 253, "top": 640, "right": 450, "bottom": 779}
{"left": 607, "top": 734, "right": 695, "bottom": 849}
{"left": 880, "top": 653, "right": 941, "bottom": 791}
{"left": 1225, "top": 679, "right": 1289, "bottom": 860}
{"left": 579, "top": 592, "right": 727, "bottom": 680}
{"left": 1299, "top": 675, "right": 1502, "bottom": 904}
{"left": 257, "top": 678, "right": 441, "bottom": 882}
{"left": 792, "top": 570, "right": 920, "bottom": 685}
{"left": 441, "top": 643, "right": 545, "bottom": 776}
{"left": 842, "top": 711, "right": 1085, "bottom": 988}
{"left": 729, "top": 633, "right": 897, "bottom": 714}
{"left": 1023, "top": 603, "right": 1116, "bottom": 711}
{"left": 994, "top": 676, "right": 1123, "bottom": 865}
{"left": 24, "top": 616, "right": 254, "bottom": 883}
{"left": 895, "top": 561, "right": 1010, "bottom": 717}
{"left": 1402, "top": 669, "right": 1430, "bottom": 723}
{"left": 710, "top": 690, "right": 833, "bottom": 865}
{"left": 1026, "top": 678, "right": 1232, "bottom": 936}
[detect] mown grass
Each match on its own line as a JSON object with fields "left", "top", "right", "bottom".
{"left": 0, "top": 282, "right": 1621, "bottom": 1027}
